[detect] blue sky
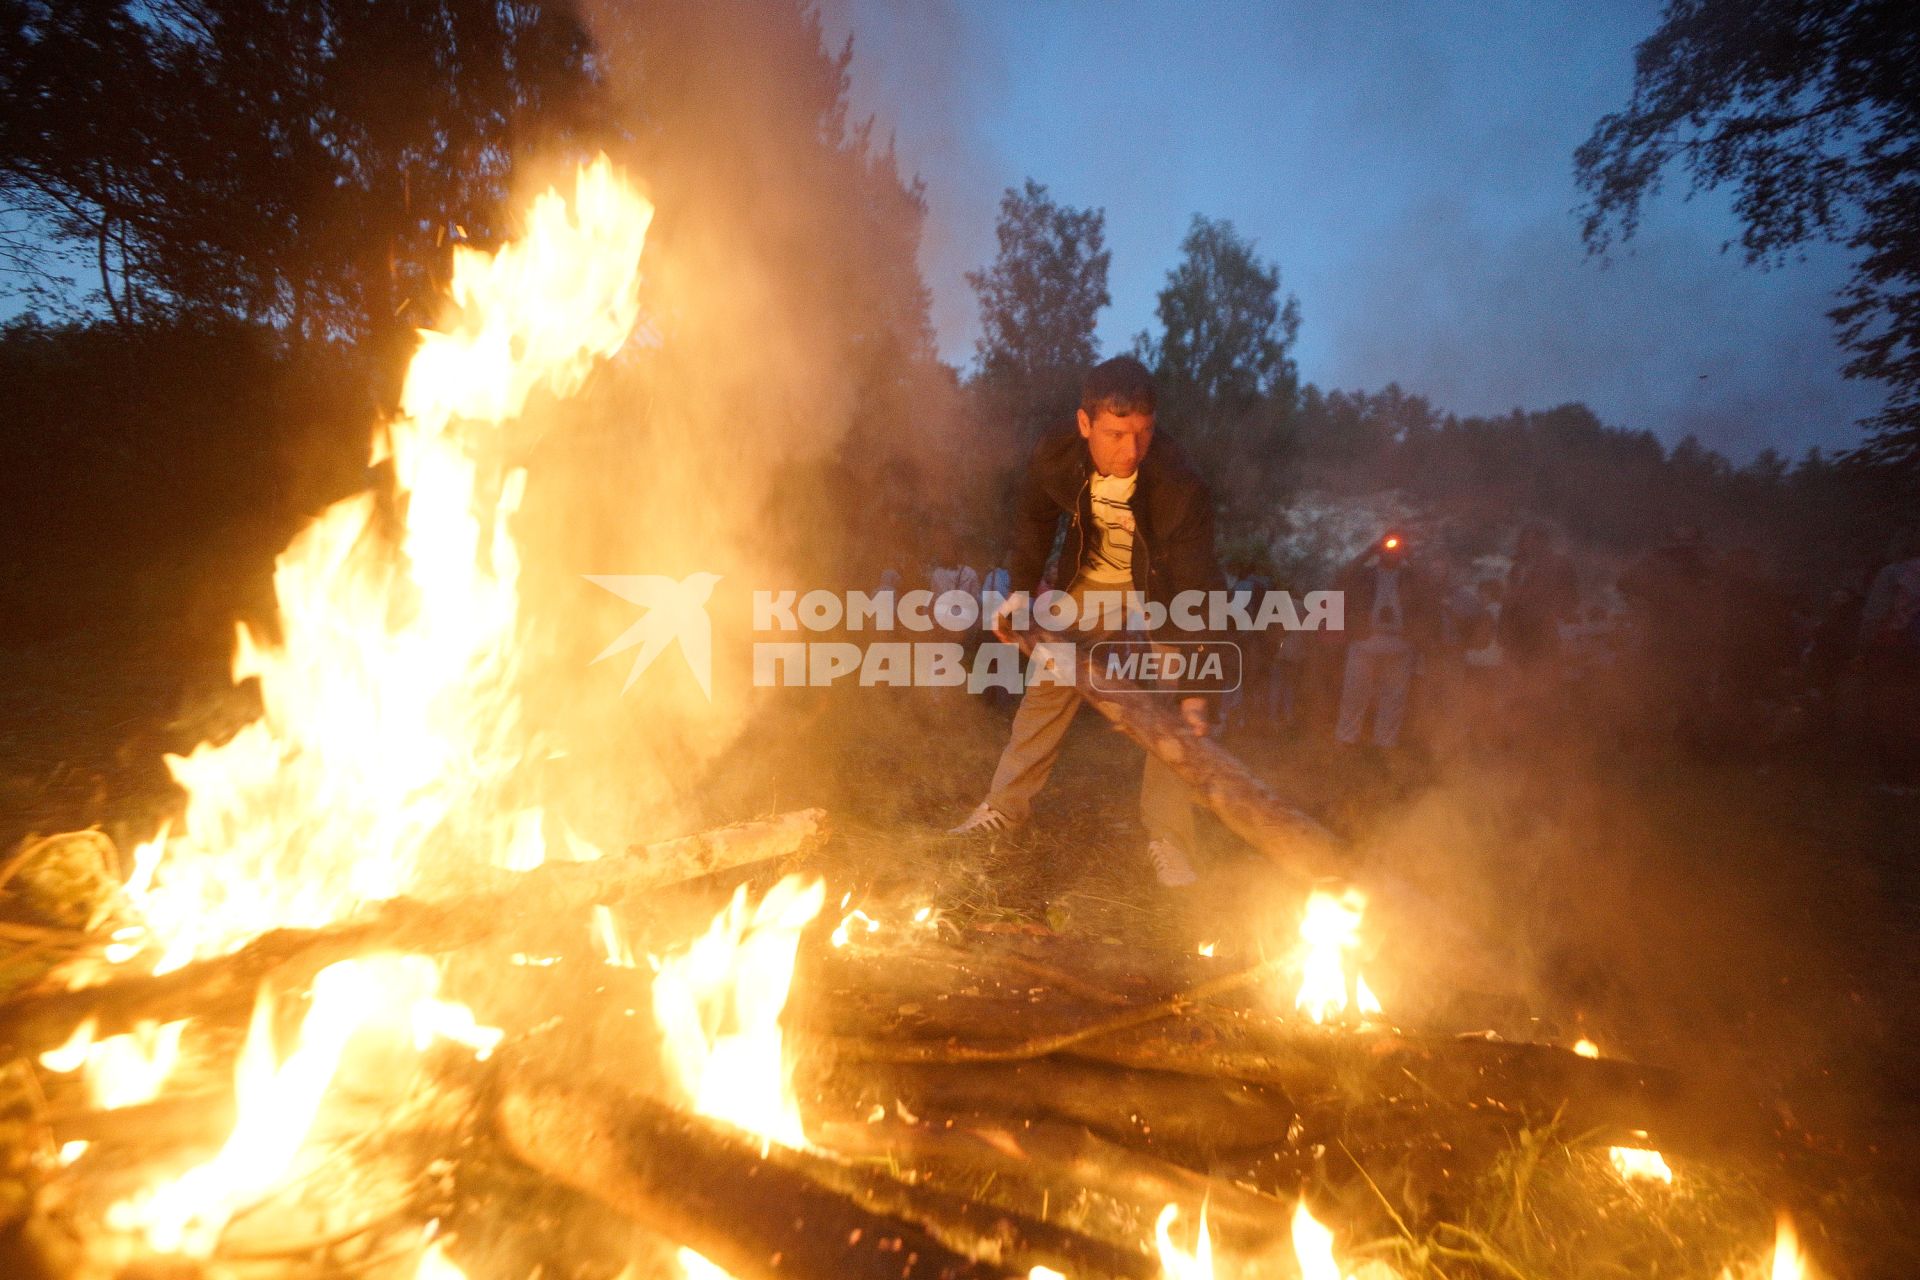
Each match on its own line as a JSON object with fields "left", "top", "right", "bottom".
{"left": 825, "top": 0, "right": 1882, "bottom": 460}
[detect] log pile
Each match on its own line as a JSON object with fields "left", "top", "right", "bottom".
{"left": 0, "top": 804, "right": 1802, "bottom": 1280}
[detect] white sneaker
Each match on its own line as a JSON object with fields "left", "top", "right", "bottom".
{"left": 948, "top": 802, "right": 1018, "bottom": 836}
{"left": 1147, "top": 838, "right": 1198, "bottom": 887}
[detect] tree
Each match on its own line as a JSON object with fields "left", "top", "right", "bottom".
{"left": 1137, "top": 215, "right": 1301, "bottom": 522}
{"left": 0, "top": 0, "right": 600, "bottom": 367}
{"left": 965, "top": 179, "right": 1111, "bottom": 440}
{"left": 1574, "top": 0, "right": 1920, "bottom": 474}
{"left": 1139, "top": 216, "right": 1299, "bottom": 416}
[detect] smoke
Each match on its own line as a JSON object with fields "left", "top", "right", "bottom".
{"left": 503, "top": 0, "right": 973, "bottom": 845}
{"left": 816, "top": 0, "right": 1008, "bottom": 368}
{"left": 1336, "top": 631, "right": 1892, "bottom": 1123}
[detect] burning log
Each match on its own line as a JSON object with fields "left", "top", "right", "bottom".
{"left": 496, "top": 1067, "right": 1026, "bottom": 1280}
{"left": 803, "top": 942, "right": 1773, "bottom": 1166}
{"left": 815, "top": 956, "right": 1287, "bottom": 1066}
{"left": 817, "top": 1057, "right": 1299, "bottom": 1164}
{"left": 746, "top": 1118, "right": 1160, "bottom": 1280}
{"left": 0, "top": 809, "right": 828, "bottom": 1056}
{"left": 808, "top": 1116, "right": 1295, "bottom": 1257}
{"left": 996, "top": 627, "right": 1520, "bottom": 998}
{"left": 1061, "top": 1009, "right": 1779, "bottom": 1163}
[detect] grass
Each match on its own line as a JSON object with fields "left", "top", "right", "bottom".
{"left": 717, "top": 678, "right": 1920, "bottom": 1278}
{"left": 4, "top": 615, "right": 1917, "bottom": 1277}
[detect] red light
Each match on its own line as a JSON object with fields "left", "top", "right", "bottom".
{"left": 1383, "top": 537, "right": 1401, "bottom": 550}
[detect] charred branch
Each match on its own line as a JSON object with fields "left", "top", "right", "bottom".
{"left": 495, "top": 1066, "right": 1022, "bottom": 1280}
{"left": 0, "top": 809, "right": 827, "bottom": 1056}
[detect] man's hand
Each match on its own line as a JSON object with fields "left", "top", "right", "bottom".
{"left": 1179, "top": 696, "right": 1211, "bottom": 737}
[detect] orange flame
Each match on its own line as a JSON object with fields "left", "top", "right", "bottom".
{"left": 40, "top": 1017, "right": 188, "bottom": 1111}
{"left": 678, "top": 1247, "right": 738, "bottom": 1280}
{"left": 1294, "top": 888, "right": 1383, "bottom": 1024}
{"left": 1608, "top": 1141, "right": 1674, "bottom": 1185}
{"left": 1771, "top": 1212, "right": 1810, "bottom": 1280}
{"left": 108, "top": 956, "right": 499, "bottom": 1256}
{"left": 98, "top": 158, "right": 648, "bottom": 1253}
{"left": 121, "top": 157, "right": 653, "bottom": 972}
{"left": 653, "top": 875, "right": 826, "bottom": 1148}
{"left": 1154, "top": 1203, "right": 1213, "bottom": 1279}
{"left": 1293, "top": 1199, "right": 1342, "bottom": 1280}
{"left": 1292, "top": 1199, "right": 1402, "bottom": 1280}
{"left": 108, "top": 961, "right": 383, "bottom": 1254}
{"left": 416, "top": 1238, "right": 469, "bottom": 1280}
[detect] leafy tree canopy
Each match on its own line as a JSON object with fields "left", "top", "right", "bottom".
{"left": 0, "top": 0, "right": 600, "bottom": 357}
{"left": 1575, "top": 0, "right": 1920, "bottom": 474}
{"left": 1138, "top": 214, "right": 1300, "bottom": 422}
{"left": 965, "top": 179, "right": 1110, "bottom": 438}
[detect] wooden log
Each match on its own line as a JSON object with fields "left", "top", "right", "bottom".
{"left": 996, "top": 628, "right": 1521, "bottom": 998}
{"left": 47, "top": 1091, "right": 237, "bottom": 1150}
{"left": 997, "top": 624, "right": 1344, "bottom": 886}
{"left": 0, "top": 809, "right": 828, "bottom": 1056}
{"left": 1060, "top": 1007, "right": 1781, "bottom": 1163}
{"left": 812, "top": 957, "right": 1286, "bottom": 1066}
{"left": 466, "top": 980, "right": 1151, "bottom": 1279}
{"left": 801, "top": 953, "right": 1774, "bottom": 1165}
{"left": 808, "top": 1056, "right": 1297, "bottom": 1166}
{"left": 808, "top": 1116, "right": 1297, "bottom": 1259}
{"left": 496, "top": 1067, "right": 1020, "bottom": 1280}
{"left": 750, "top": 1124, "right": 1159, "bottom": 1280}
{"left": 797, "top": 946, "right": 1172, "bottom": 1053}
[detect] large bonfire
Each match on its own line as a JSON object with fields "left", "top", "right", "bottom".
{"left": 0, "top": 158, "right": 1830, "bottom": 1280}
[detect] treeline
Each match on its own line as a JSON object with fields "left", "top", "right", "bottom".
{"left": 1287, "top": 388, "right": 1908, "bottom": 587}
{"left": 1, "top": 0, "right": 957, "bottom": 644}
{"left": 962, "top": 181, "right": 1911, "bottom": 592}
{"left": 1, "top": 0, "right": 1909, "bottom": 648}
{"left": 0, "top": 317, "right": 376, "bottom": 643}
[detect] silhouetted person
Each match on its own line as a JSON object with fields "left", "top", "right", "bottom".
{"left": 1618, "top": 523, "right": 1717, "bottom": 744}
{"left": 1803, "top": 586, "right": 1863, "bottom": 696}
{"left": 1333, "top": 531, "right": 1435, "bottom": 749}
{"left": 1856, "top": 531, "right": 1920, "bottom": 781}
{"left": 1717, "top": 546, "right": 1796, "bottom": 708}
{"left": 1500, "top": 524, "right": 1579, "bottom": 671}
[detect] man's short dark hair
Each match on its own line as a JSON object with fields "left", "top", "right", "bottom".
{"left": 1081, "top": 355, "right": 1157, "bottom": 418}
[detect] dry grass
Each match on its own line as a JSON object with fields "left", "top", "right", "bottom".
{"left": 715, "top": 680, "right": 1920, "bottom": 1279}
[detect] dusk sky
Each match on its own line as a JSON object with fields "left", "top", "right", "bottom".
{"left": 824, "top": 0, "right": 1883, "bottom": 462}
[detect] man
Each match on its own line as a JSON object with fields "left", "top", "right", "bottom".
{"left": 1332, "top": 531, "right": 1433, "bottom": 749}
{"left": 1618, "top": 523, "right": 1718, "bottom": 742}
{"left": 1856, "top": 530, "right": 1920, "bottom": 781}
{"left": 926, "top": 532, "right": 982, "bottom": 612}
{"left": 948, "top": 356, "right": 1220, "bottom": 888}
{"left": 1499, "top": 524, "right": 1579, "bottom": 670}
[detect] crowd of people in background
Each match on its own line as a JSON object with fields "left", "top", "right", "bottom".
{"left": 874, "top": 516, "right": 1920, "bottom": 786}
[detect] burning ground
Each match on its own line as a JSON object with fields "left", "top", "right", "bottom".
{"left": 0, "top": 158, "right": 1915, "bottom": 1280}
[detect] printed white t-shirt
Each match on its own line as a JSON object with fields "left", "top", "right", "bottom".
{"left": 1082, "top": 471, "right": 1137, "bottom": 585}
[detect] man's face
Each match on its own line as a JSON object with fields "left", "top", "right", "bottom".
{"left": 1077, "top": 406, "right": 1155, "bottom": 477}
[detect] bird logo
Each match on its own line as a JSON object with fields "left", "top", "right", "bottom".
{"left": 585, "top": 572, "right": 723, "bottom": 699}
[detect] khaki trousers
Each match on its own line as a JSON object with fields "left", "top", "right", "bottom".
{"left": 982, "top": 582, "right": 1200, "bottom": 851}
